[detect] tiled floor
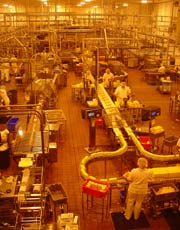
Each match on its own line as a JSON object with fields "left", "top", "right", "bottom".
{"left": 45, "top": 68, "right": 180, "bottom": 230}
{"left": 1, "top": 68, "right": 180, "bottom": 229}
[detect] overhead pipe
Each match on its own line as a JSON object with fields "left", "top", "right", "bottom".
{"left": 125, "top": 126, "right": 180, "bottom": 161}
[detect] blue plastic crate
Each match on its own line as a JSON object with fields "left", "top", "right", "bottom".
{"left": 6, "top": 117, "right": 20, "bottom": 132}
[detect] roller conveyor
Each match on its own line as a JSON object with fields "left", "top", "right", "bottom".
{"left": 79, "top": 83, "right": 180, "bottom": 184}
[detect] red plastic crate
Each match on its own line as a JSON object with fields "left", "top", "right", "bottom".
{"left": 82, "top": 178, "right": 110, "bottom": 198}
{"left": 138, "top": 136, "right": 152, "bottom": 150}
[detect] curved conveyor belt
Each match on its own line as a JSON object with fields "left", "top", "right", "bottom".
{"left": 80, "top": 83, "right": 180, "bottom": 183}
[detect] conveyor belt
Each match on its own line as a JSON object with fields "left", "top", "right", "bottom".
{"left": 14, "top": 131, "right": 49, "bottom": 156}
{"left": 79, "top": 83, "right": 180, "bottom": 184}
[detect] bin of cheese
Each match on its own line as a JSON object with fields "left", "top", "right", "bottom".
{"left": 151, "top": 183, "right": 179, "bottom": 201}
{"left": 82, "top": 178, "right": 110, "bottom": 197}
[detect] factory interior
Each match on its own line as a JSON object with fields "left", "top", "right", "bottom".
{"left": 2, "top": 0, "right": 180, "bottom": 229}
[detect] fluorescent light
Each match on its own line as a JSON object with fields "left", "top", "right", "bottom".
{"left": 123, "top": 3, "right": 128, "bottom": 7}
{"left": 141, "top": 0, "right": 148, "bottom": 3}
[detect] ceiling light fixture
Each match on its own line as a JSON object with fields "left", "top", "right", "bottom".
{"left": 122, "top": 3, "right": 128, "bottom": 7}
{"left": 141, "top": 0, "right": 148, "bottom": 3}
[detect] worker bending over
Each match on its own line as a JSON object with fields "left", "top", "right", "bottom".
{"left": 123, "top": 157, "right": 153, "bottom": 220}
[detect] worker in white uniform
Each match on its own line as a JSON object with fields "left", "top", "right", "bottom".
{"left": 85, "top": 70, "right": 96, "bottom": 96}
{"left": 114, "top": 81, "right": 131, "bottom": 107}
{"left": 123, "top": 157, "right": 153, "bottom": 220}
{"left": 0, "top": 85, "right": 10, "bottom": 107}
{"left": 10, "top": 55, "right": 18, "bottom": 75}
{"left": 1, "top": 58, "right": 10, "bottom": 82}
{"left": 158, "top": 63, "right": 166, "bottom": 75}
{"left": 102, "top": 68, "right": 114, "bottom": 88}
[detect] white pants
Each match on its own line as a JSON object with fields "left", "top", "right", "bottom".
{"left": 125, "top": 191, "right": 146, "bottom": 220}
{"left": 0, "top": 89, "right": 10, "bottom": 106}
{"left": 1, "top": 69, "right": 10, "bottom": 82}
{"left": 117, "top": 97, "right": 128, "bottom": 107}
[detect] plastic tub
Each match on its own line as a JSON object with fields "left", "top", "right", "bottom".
{"left": 6, "top": 117, "right": 19, "bottom": 132}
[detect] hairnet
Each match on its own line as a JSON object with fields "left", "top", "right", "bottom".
{"left": 137, "top": 157, "right": 148, "bottom": 169}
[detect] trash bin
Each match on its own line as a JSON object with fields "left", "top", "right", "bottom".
{"left": 7, "top": 89, "right": 17, "bottom": 105}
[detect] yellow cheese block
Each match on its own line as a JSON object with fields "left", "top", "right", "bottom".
{"left": 150, "top": 125, "right": 165, "bottom": 134}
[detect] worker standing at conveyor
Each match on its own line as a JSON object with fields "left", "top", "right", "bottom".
{"left": 10, "top": 54, "right": 18, "bottom": 75}
{"left": 158, "top": 63, "right": 166, "bottom": 75}
{"left": 0, "top": 84, "right": 10, "bottom": 107}
{"left": 102, "top": 68, "right": 114, "bottom": 88}
{"left": 114, "top": 81, "right": 131, "bottom": 107}
{"left": 1, "top": 58, "right": 10, "bottom": 83}
{"left": 123, "top": 157, "right": 153, "bottom": 220}
{"left": 84, "top": 70, "right": 95, "bottom": 96}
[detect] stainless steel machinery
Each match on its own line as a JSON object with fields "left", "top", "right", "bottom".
{"left": 149, "top": 183, "right": 179, "bottom": 218}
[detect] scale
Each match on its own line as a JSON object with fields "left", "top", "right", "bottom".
{"left": 81, "top": 107, "right": 102, "bottom": 153}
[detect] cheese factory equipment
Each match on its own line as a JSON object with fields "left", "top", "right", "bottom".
{"left": 1, "top": 3, "right": 180, "bottom": 229}
{"left": 79, "top": 83, "right": 180, "bottom": 184}
{"left": 149, "top": 183, "right": 179, "bottom": 218}
{"left": 159, "top": 78, "right": 172, "bottom": 94}
{"left": 0, "top": 106, "right": 46, "bottom": 229}
{"left": 25, "top": 78, "right": 57, "bottom": 109}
